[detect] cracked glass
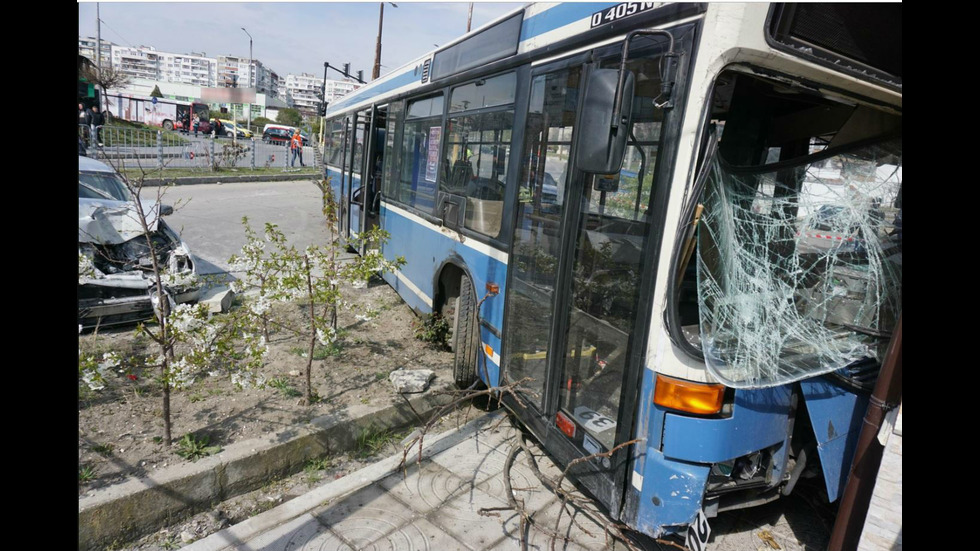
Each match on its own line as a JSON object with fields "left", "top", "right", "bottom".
{"left": 696, "top": 137, "right": 902, "bottom": 388}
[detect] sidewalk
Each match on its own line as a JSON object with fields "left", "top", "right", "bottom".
{"left": 184, "top": 411, "right": 655, "bottom": 551}
{"left": 183, "top": 410, "right": 830, "bottom": 551}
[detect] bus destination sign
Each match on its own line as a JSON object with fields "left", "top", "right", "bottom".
{"left": 590, "top": 2, "right": 660, "bottom": 28}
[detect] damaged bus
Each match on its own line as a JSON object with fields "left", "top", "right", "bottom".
{"left": 321, "top": 3, "right": 902, "bottom": 544}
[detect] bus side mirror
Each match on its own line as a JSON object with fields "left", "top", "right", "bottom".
{"left": 576, "top": 69, "right": 635, "bottom": 175}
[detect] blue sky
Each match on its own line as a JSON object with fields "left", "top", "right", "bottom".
{"left": 78, "top": 1, "right": 526, "bottom": 81}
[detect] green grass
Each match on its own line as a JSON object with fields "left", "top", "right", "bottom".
{"left": 269, "top": 377, "right": 302, "bottom": 398}
{"left": 120, "top": 165, "right": 320, "bottom": 180}
{"left": 289, "top": 341, "right": 344, "bottom": 360}
{"left": 174, "top": 433, "right": 221, "bottom": 461}
{"left": 98, "top": 121, "right": 190, "bottom": 147}
{"left": 305, "top": 457, "right": 331, "bottom": 471}
{"left": 354, "top": 426, "right": 398, "bottom": 459}
{"left": 92, "top": 443, "right": 114, "bottom": 457}
{"left": 412, "top": 314, "right": 452, "bottom": 350}
{"left": 79, "top": 465, "right": 96, "bottom": 484}
{"left": 303, "top": 456, "right": 331, "bottom": 485}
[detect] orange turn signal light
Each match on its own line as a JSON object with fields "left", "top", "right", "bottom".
{"left": 654, "top": 374, "right": 725, "bottom": 415}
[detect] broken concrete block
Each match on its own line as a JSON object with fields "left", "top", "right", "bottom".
{"left": 389, "top": 369, "right": 435, "bottom": 393}
{"left": 199, "top": 285, "right": 235, "bottom": 314}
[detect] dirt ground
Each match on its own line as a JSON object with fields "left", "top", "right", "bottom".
{"left": 78, "top": 277, "right": 456, "bottom": 496}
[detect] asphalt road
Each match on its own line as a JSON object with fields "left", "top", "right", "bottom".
{"left": 140, "top": 179, "right": 331, "bottom": 278}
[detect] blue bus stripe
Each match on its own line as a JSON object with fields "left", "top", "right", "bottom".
{"left": 326, "top": 68, "right": 421, "bottom": 115}
{"left": 520, "top": 3, "right": 615, "bottom": 42}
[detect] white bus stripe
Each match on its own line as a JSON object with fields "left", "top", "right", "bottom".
{"left": 384, "top": 202, "right": 509, "bottom": 265}
{"left": 394, "top": 269, "right": 433, "bottom": 308}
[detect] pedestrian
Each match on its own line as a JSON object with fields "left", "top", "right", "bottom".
{"left": 79, "top": 103, "right": 90, "bottom": 145}
{"left": 89, "top": 105, "right": 104, "bottom": 146}
{"left": 290, "top": 128, "right": 305, "bottom": 167}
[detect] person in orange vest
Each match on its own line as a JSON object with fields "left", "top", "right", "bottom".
{"left": 290, "top": 128, "right": 305, "bottom": 167}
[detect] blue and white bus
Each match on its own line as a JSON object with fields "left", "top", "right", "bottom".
{"left": 322, "top": 2, "right": 902, "bottom": 541}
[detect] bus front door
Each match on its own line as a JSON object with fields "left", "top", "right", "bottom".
{"left": 503, "top": 45, "right": 675, "bottom": 516}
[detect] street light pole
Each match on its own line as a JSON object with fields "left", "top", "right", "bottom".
{"left": 241, "top": 27, "right": 253, "bottom": 133}
{"left": 321, "top": 62, "right": 329, "bottom": 144}
{"left": 372, "top": 3, "right": 397, "bottom": 81}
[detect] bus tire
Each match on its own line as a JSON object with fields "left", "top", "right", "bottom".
{"left": 163, "top": 120, "right": 174, "bottom": 131}
{"left": 452, "top": 274, "right": 480, "bottom": 389}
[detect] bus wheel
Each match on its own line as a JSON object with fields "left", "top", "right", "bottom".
{"left": 452, "top": 274, "right": 481, "bottom": 389}
{"left": 163, "top": 120, "right": 174, "bottom": 131}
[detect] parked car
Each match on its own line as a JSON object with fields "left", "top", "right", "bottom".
{"left": 78, "top": 156, "right": 200, "bottom": 328}
{"left": 212, "top": 119, "right": 253, "bottom": 139}
{"left": 262, "top": 126, "right": 293, "bottom": 145}
{"left": 263, "top": 125, "right": 309, "bottom": 146}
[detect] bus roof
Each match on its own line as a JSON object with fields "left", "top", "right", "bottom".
{"left": 324, "top": 2, "right": 690, "bottom": 117}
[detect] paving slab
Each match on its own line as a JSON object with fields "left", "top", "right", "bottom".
{"left": 186, "top": 411, "right": 830, "bottom": 551}
{"left": 379, "top": 461, "right": 474, "bottom": 515}
{"left": 427, "top": 485, "right": 511, "bottom": 549}
{"left": 244, "top": 514, "right": 344, "bottom": 551}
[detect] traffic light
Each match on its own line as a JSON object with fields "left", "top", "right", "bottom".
{"left": 343, "top": 63, "right": 350, "bottom": 78}
{"left": 318, "top": 102, "right": 326, "bottom": 117}
{"left": 357, "top": 70, "right": 364, "bottom": 83}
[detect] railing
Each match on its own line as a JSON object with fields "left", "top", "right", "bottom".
{"left": 79, "top": 124, "right": 321, "bottom": 174}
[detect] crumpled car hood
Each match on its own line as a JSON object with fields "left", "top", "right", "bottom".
{"left": 79, "top": 199, "right": 160, "bottom": 245}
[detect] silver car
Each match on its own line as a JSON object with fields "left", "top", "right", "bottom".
{"left": 78, "top": 156, "right": 200, "bottom": 328}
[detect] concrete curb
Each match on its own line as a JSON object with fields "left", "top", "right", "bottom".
{"left": 183, "top": 411, "right": 505, "bottom": 551}
{"left": 141, "top": 173, "right": 321, "bottom": 187}
{"left": 78, "top": 392, "right": 452, "bottom": 551}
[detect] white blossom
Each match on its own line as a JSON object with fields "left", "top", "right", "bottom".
{"left": 316, "top": 327, "right": 337, "bottom": 346}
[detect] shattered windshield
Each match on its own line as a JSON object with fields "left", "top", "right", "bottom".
{"left": 79, "top": 171, "right": 132, "bottom": 202}
{"left": 695, "top": 136, "right": 902, "bottom": 388}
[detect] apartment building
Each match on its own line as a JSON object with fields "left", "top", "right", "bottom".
{"left": 111, "top": 45, "right": 163, "bottom": 81}
{"left": 282, "top": 74, "right": 361, "bottom": 116}
{"left": 78, "top": 37, "right": 113, "bottom": 68}
{"left": 159, "top": 52, "right": 215, "bottom": 88}
{"left": 324, "top": 79, "right": 359, "bottom": 104}
{"left": 215, "top": 56, "right": 280, "bottom": 99}
{"left": 283, "top": 73, "right": 322, "bottom": 116}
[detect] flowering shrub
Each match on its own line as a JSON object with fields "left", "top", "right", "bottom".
{"left": 227, "top": 179, "right": 405, "bottom": 404}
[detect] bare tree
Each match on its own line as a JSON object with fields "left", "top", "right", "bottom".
{"left": 81, "top": 64, "right": 131, "bottom": 115}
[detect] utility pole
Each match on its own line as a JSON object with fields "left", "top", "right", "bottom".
{"left": 373, "top": 3, "right": 384, "bottom": 80}
{"left": 373, "top": 3, "right": 398, "bottom": 81}
{"left": 96, "top": 3, "right": 101, "bottom": 72}
{"left": 97, "top": 3, "right": 105, "bottom": 113}
{"left": 241, "top": 27, "right": 253, "bottom": 133}
{"left": 467, "top": 2, "right": 473, "bottom": 32}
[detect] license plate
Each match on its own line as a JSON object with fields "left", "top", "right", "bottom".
{"left": 685, "top": 508, "right": 711, "bottom": 551}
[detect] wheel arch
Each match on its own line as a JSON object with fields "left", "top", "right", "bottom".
{"left": 432, "top": 254, "right": 472, "bottom": 317}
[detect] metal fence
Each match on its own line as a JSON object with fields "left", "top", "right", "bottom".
{"left": 79, "top": 124, "right": 320, "bottom": 174}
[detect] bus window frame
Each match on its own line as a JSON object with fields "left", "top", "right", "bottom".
{"left": 441, "top": 70, "right": 519, "bottom": 239}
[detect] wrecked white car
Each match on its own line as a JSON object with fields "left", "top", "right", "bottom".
{"left": 78, "top": 156, "right": 200, "bottom": 328}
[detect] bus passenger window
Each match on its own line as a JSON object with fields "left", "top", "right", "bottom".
{"left": 441, "top": 112, "right": 513, "bottom": 237}
{"left": 396, "top": 95, "right": 444, "bottom": 213}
